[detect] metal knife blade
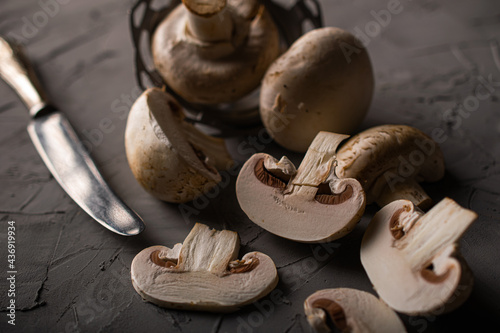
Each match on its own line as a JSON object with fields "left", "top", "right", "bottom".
{"left": 0, "top": 37, "right": 145, "bottom": 236}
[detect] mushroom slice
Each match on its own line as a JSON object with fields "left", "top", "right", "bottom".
{"left": 131, "top": 223, "right": 278, "bottom": 312}
{"left": 304, "top": 288, "right": 406, "bottom": 333}
{"left": 152, "top": 0, "right": 280, "bottom": 104}
{"left": 360, "top": 198, "right": 477, "bottom": 315}
{"left": 125, "top": 88, "right": 233, "bottom": 203}
{"left": 335, "top": 125, "right": 445, "bottom": 209}
{"left": 236, "top": 131, "right": 366, "bottom": 243}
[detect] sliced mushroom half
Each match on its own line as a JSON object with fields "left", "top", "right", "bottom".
{"left": 131, "top": 223, "right": 278, "bottom": 312}
{"left": 304, "top": 288, "right": 406, "bottom": 333}
{"left": 236, "top": 131, "right": 366, "bottom": 243}
{"left": 360, "top": 198, "right": 477, "bottom": 315}
{"left": 335, "top": 125, "right": 445, "bottom": 209}
{"left": 125, "top": 88, "right": 233, "bottom": 203}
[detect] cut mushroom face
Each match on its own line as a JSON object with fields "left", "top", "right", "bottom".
{"left": 335, "top": 125, "right": 445, "bottom": 209}
{"left": 125, "top": 88, "right": 233, "bottom": 203}
{"left": 360, "top": 198, "right": 477, "bottom": 315}
{"left": 152, "top": 0, "right": 280, "bottom": 104}
{"left": 131, "top": 223, "right": 278, "bottom": 312}
{"left": 304, "top": 288, "right": 406, "bottom": 333}
{"left": 260, "top": 27, "right": 374, "bottom": 152}
{"left": 236, "top": 131, "right": 366, "bottom": 243}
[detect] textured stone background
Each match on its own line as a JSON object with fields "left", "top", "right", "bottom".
{"left": 0, "top": 0, "right": 499, "bottom": 332}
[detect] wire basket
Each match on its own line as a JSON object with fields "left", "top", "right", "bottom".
{"left": 129, "top": 0, "right": 323, "bottom": 132}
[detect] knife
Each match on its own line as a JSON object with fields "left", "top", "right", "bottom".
{"left": 0, "top": 37, "right": 145, "bottom": 236}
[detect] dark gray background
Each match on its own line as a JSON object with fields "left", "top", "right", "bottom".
{"left": 1, "top": 0, "right": 499, "bottom": 332}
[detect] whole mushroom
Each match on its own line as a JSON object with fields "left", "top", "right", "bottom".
{"left": 361, "top": 197, "right": 477, "bottom": 315}
{"left": 236, "top": 131, "right": 366, "bottom": 243}
{"left": 335, "top": 124, "right": 445, "bottom": 209}
{"left": 260, "top": 27, "right": 374, "bottom": 152}
{"left": 131, "top": 223, "right": 278, "bottom": 312}
{"left": 152, "top": 0, "right": 280, "bottom": 104}
{"left": 125, "top": 88, "right": 233, "bottom": 203}
{"left": 304, "top": 288, "right": 406, "bottom": 333}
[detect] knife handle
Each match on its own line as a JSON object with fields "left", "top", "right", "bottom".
{"left": 0, "top": 37, "right": 50, "bottom": 118}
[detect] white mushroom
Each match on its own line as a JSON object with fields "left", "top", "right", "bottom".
{"left": 152, "top": 0, "right": 280, "bottom": 104}
{"left": 236, "top": 131, "right": 366, "bottom": 243}
{"left": 131, "top": 223, "right": 278, "bottom": 312}
{"left": 360, "top": 198, "right": 477, "bottom": 315}
{"left": 260, "top": 27, "right": 374, "bottom": 152}
{"left": 125, "top": 88, "right": 233, "bottom": 203}
{"left": 335, "top": 125, "right": 445, "bottom": 209}
{"left": 304, "top": 288, "right": 406, "bottom": 333}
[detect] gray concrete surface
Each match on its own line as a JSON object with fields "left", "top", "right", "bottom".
{"left": 0, "top": 0, "right": 499, "bottom": 332}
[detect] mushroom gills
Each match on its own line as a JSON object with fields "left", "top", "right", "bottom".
{"left": 152, "top": 0, "right": 280, "bottom": 104}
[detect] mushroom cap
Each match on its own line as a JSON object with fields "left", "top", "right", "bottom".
{"left": 360, "top": 198, "right": 476, "bottom": 315}
{"left": 152, "top": 2, "right": 280, "bottom": 104}
{"left": 335, "top": 124, "right": 445, "bottom": 205}
{"left": 125, "top": 88, "right": 231, "bottom": 203}
{"left": 131, "top": 223, "right": 278, "bottom": 312}
{"left": 304, "top": 288, "right": 406, "bottom": 333}
{"left": 236, "top": 153, "right": 366, "bottom": 243}
{"left": 260, "top": 27, "right": 374, "bottom": 152}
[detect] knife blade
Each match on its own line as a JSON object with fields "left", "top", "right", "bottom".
{"left": 0, "top": 37, "right": 145, "bottom": 236}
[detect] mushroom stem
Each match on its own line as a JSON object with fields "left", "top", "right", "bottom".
{"left": 183, "top": 0, "right": 233, "bottom": 43}
{"left": 290, "top": 132, "right": 350, "bottom": 191}
{"left": 396, "top": 198, "right": 477, "bottom": 271}
{"left": 377, "top": 179, "right": 432, "bottom": 210}
{"left": 178, "top": 223, "right": 240, "bottom": 275}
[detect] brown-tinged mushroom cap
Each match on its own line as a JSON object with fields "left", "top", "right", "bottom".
{"left": 304, "top": 288, "right": 406, "bottom": 333}
{"left": 152, "top": 0, "right": 280, "bottom": 104}
{"left": 236, "top": 131, "right": 366, "bottom": 243}
{"left": 182, "top": 0, "right": 226, "bottom": 17}
{"left": 260, "top": 27, "right": 374, "bottom": 153}
{"left": 125, "top": 88, "right": 233, "bottom": 203}
{"left": 335, "top": 124, "right": 445, "bottom": 209}
{"left": 360, "top": 198, "right": 477, "bottom": 315}
{"left": 131, "top": 223, "right": 278, "bottom": 312}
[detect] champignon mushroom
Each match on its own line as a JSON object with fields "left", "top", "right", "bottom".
{"left": 360, "top": 198, "right": 477, "bottom": 315}
{"left": 125, "top": 88, "right": 233, "bottom": 203}
{"left": 335, "top": 125, "right": 445, "bottom": 209}
{"left": 152, "top": 0, "right": 280, "bottom": 104}
{"left": 304, "top": 288, "right": 406, "bottom": 333}
{"left": 131, "top": 223, "right": 278, "bottom": 312}
{"left": 259, "top": 27, "right": 374, "bottom": 152}
{"left": 236, "top": 131, "right": 366, "bottom": 243}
